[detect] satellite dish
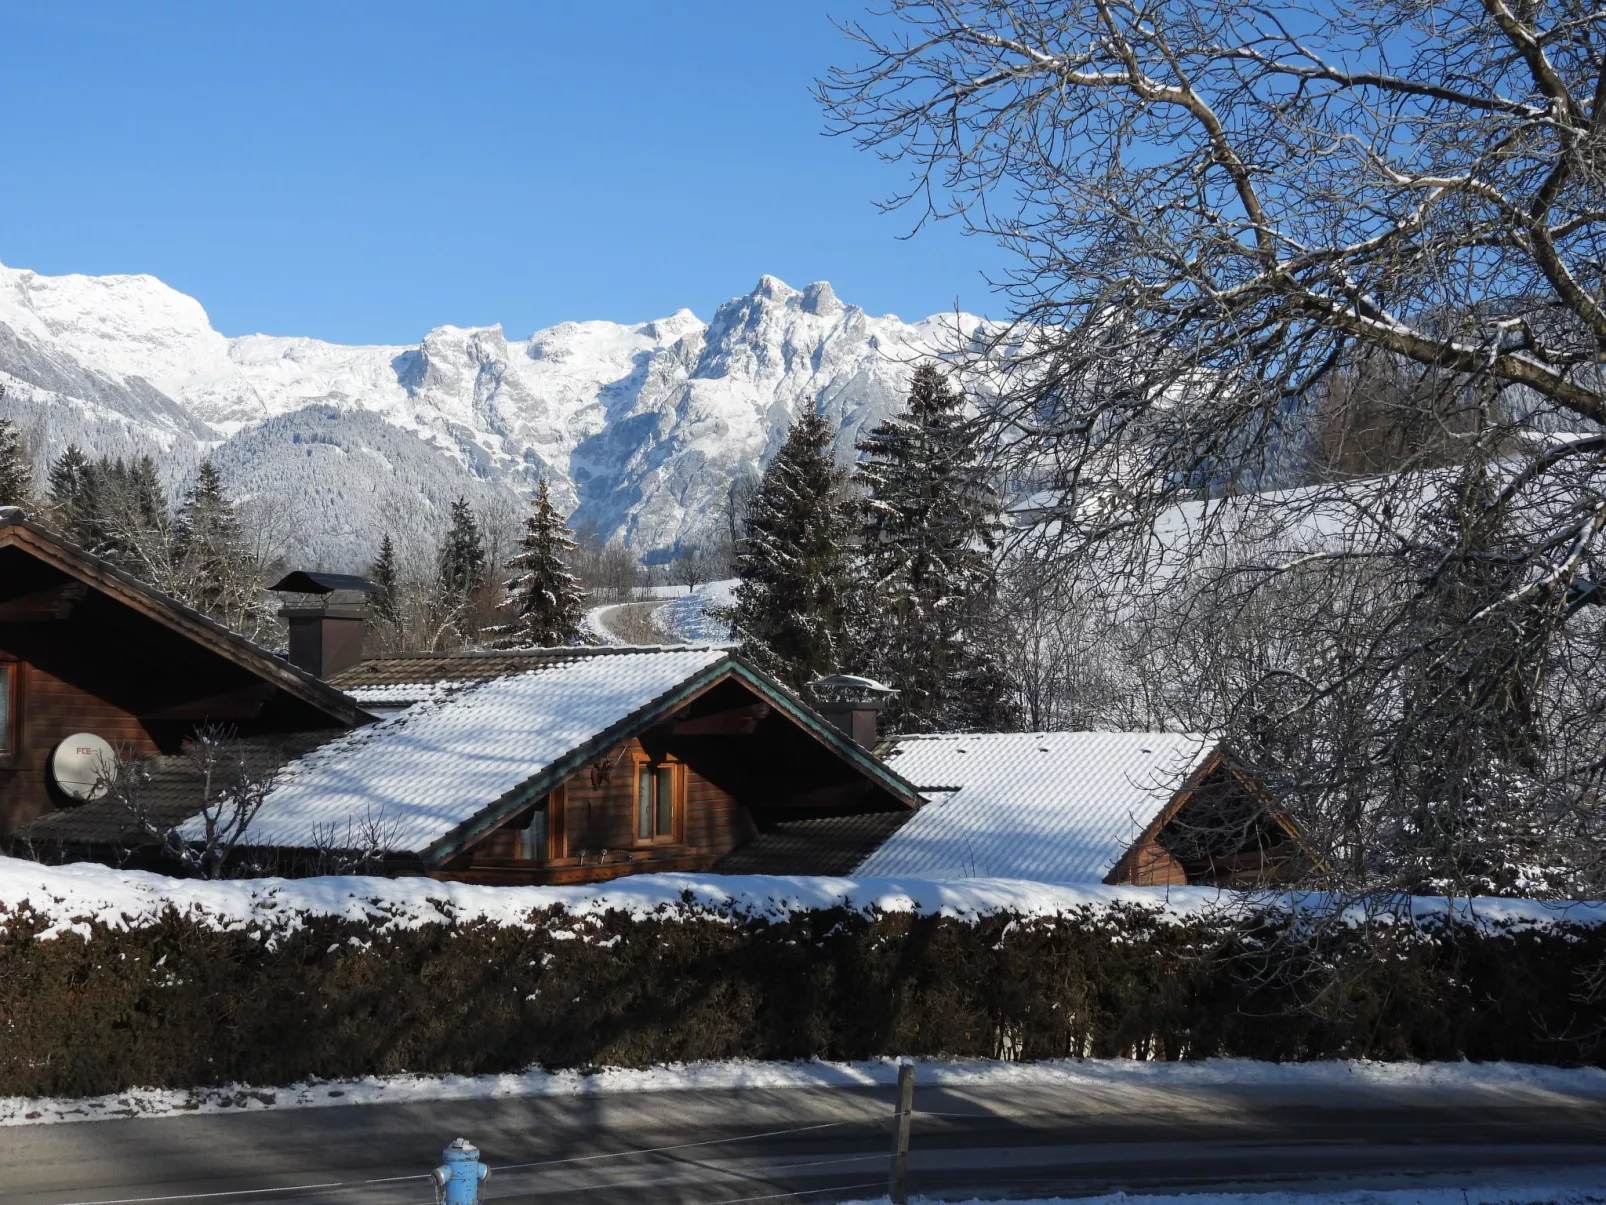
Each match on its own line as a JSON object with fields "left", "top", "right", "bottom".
{"left": 50, "top": 733, "right": 117, "bottom": 802}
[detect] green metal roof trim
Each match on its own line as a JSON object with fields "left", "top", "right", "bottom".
{"left": 420, "top": 652, "right": 923, "bottom": 866}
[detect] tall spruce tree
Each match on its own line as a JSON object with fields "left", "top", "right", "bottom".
{"left": 47, "top": 444, "right": 106, "bottom": 550}
{"left": 855, "top": 363, "right": 1013, "bottom": 733}
{"left": 726, "top": 410, "right": 858, "bottom": 691}
{"left": 493, "top": 477, "right": 588, "bottom": 647}
{"left": 173, "top": 461, "right": 259, "bottom": 630}
{"left": 434, "top": 497, "right": 487, "bottom": 646}
{"left": 369, "top": 533, "right": 401, "bottom": 628}
{"left": 0, "top": 417, "right": 33, "bottom": 510}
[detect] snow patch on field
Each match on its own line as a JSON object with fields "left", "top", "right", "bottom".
{"left": 1, "top": 857, "right": 1603, "bottom": 943}
{"left": 5, "top": 1055, "right": 1606, "bottom": 1127}
{"left": 652, "top": 578, "right": 736, "bottom": 642}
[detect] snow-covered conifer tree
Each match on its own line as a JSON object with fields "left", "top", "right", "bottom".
{"left": 433, "top": 497, "right": 488, "bottom": 647}
{"left": 47, "top": 444, "right": 105, "bottom": 550}
{"left": 0, "top": 417, "right": 34, "bottom": 510}
{"left": 492, "top": 477, "right": 588, "bottom": 647}
{"left": 369, "top": 532, "right": 401, "bottom": 628}
{"left": 726, "top": 410, "right": 857, "bottom": 691}
{"left": 173, "top": 461, "right": 264, "bottom": 634}
{"left": 856, "top": 363, "right": 1013, "bottom": 733}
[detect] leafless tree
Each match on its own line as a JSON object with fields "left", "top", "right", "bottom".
{"left": 672, "top": 545, "right": 708, "bottom": 595}
{"left": 305, "top": 805, "right": 404, "bottom": 876}
{"left": 825, "top": 0, "right": 1606, "bottom": 896}
{"left": 107, "top": 726, "right": 280, "bottom": 879}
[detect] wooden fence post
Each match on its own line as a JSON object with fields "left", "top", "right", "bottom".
{"left": 889, "top": 1062, "right": 914, "bottom": 1205}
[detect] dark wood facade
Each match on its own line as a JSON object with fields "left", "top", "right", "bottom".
{"left": 0, "top": 515, "right": 363, "bottom": 840}
{"left": 1105, "top": 755, "right": 1302, "bottom": 887}
{"left": 442, "top": 737, "right": 760, "bottom": 885}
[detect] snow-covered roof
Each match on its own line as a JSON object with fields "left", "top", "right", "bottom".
{"left": 855, "top": 731, "right": 1217, "bottom": 885}
{"left": 183, "top": 648, "right": 730, "bottom": 855}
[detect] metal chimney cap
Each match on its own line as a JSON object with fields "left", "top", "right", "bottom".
{"left": 809, "top": 673, "right": 896, "bottom": 694}
{"left": 269, "top": 570, "right": 381, "bottom": 595}
{"left": 808, "top": 674, "right": 898, "bottom": 708}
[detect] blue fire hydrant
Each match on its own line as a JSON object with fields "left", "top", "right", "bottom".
{"left": 432, "top": 1137, "right": 489, "bottom": 1205}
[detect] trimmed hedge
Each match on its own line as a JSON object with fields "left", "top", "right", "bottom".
{"left": 1, "top": 901, "right": 1603, "bottom": 1097}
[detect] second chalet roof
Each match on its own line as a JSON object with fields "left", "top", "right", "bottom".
{"left": 856, "top": 731, "right": 1217, "bottom": 885}
{"left": 186, "top": 647, "right": 734, "bottom": 855}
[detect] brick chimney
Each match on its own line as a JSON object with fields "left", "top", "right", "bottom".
{"left": 807, "top": 674, "right": 897, "bottom": 748}
{"left": 268, "top": 571, "right": 380, "bottom": 679}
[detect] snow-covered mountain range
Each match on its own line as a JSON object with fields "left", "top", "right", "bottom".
{"left": 0, "top": 260, "right": 983, "bottom": 570}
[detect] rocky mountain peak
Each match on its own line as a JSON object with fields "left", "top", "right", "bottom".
{"left": 0, "top": 261, "right": 980, "bottom": 568}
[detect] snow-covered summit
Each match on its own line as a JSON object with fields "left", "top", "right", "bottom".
{"left": 0, "top": 261, "right": 981, "bottom": 566}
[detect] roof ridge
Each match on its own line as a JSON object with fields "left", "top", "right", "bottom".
{"left": 354, "top": 644, "right": 735, "bottom": 662}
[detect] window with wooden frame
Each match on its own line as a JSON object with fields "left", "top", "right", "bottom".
{"left": 0, "top": 660, "right": 17, "bottom": 767}
{"left": 635, "top": 758, "right": 681, "bottom": 843}
{"left": 513, "top": 787, "right": 563, "bottom": 862}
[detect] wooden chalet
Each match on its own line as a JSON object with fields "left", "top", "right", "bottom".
{"left": 0, "top": 508, "right": 364, "bottom": 846}
{"left": 853, "top": 731, "right": 1299, "bottom": 888}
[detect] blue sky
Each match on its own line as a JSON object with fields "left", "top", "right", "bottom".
{"left": 0, "top": 1, "right": 1006, "bottom": 344}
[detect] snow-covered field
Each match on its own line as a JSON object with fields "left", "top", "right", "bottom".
{"left": 6, "top": 1054, "right": 1605, "bottom": 1126}
{"left": 2, "top": 856, "right": 1603, "bottom": 943}
{"left": 652, "top": 577, "right": 736, "bottom": 642}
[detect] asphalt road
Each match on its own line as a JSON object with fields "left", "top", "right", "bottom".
{"left": 6, "top": 1078, "right": 1606, "bottom": 1205}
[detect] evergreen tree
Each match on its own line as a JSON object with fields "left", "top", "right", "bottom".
{"left": 855, "top": 363, "right": 1013, "bottom": 732}
{"left": 47, "top": 444, "right": 106, "bottom": 550}
{"left": 725, "top": 410, "right": 858, "bottom": 691}
{"left": 0, "top": 417, "right": 33, "bottom": 510}
{"left": 369, "top": 532, "right": 401, "bottom": 628}
{"left": 492, "top": 477, "right": 588, "bottom": 647}
{"left": 434, "top": 497, "right": 487, "bottom": 645}
{"left": 173, "top": 461, "right": 258, "bottom": 628}
{"left": 98, "top": 454, "right": 173, "bottom": 581}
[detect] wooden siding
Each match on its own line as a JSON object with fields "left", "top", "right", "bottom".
{"left": 449, "top": 737, "right": 758, "bottom": 886}
{"left": 0, "top": 654, "right": 160, "bottom": 835}
{"left": 1117, "top": 839, "right": 1188, "bottom": 886}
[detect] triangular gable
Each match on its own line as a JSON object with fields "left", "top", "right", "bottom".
{"left": 0, "top": 510, "right": 365, "bottom": 728}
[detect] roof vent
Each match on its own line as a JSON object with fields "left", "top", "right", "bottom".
{"left": 269, "top": 572, "right": 380, "bottom": 679}
{"left": 808, "top": 674, "right": 896, "bottom": 749}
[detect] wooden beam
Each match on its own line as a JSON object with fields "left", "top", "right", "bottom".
{"left": 761, "top": 780, "right": 874, "bottom": 810}
{"left": 140, "top": 684, "right": 275, "bottom": 720}
{"left": 669, "top": 703, "right": 771, "bottom": 736}
{"left": 0, "top": 581, "right": 88, "bottom": 621}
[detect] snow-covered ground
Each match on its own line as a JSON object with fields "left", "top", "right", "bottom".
{"left": 2, "top": 856, "right": 1603, "bottom": 943}
{"left": 6, "top": 1054, "right": 1605, "bottom": 1126}
{"left": 652, "top": 577, "right": 736, "bottom": 642}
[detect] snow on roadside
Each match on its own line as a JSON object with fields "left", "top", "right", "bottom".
{"left": 1, "top": 856, "right": 1604, "bottom": 943}
{"left": 5, "top": 1055, "right": 1606, "bottom": 1127}
{"left": 652, "top": 578, "right": 736, "bottom": 642}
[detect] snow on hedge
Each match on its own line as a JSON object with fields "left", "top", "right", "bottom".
{"left": 1, "top": 856, "right": 1603, "bottom": 943}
